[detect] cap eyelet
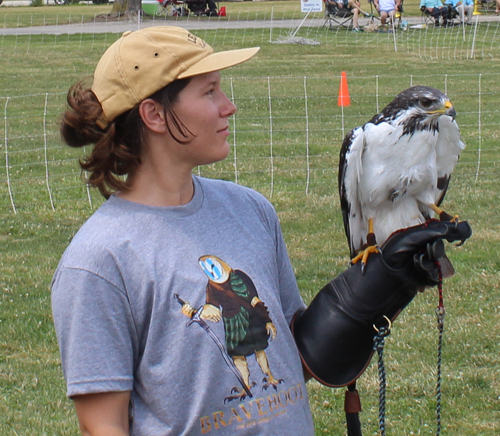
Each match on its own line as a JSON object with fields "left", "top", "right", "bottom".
{"left": 154, "top": 52, "right": 159, "bottom": 57}
{"left": 134, "top": 65, "right": 139, "bottom": 70}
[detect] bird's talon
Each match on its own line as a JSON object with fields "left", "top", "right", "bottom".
{"left": 360, "top": 262, "right": 366, "bottom": 274}
{"left": 262, "top": 377, "right": 284, "bottom": 391}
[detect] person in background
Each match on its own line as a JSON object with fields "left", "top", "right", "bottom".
{"left": 445, "top": 0, "right": 474, "bottom": 24}
{"left": 420, "top": 0, "right": 451, "bottom": 26}
{"left": 326, "top": 0, "right": 372, "bottom": 32}
{"left": 374, "top": 0, "right": 402, "bottom": 31}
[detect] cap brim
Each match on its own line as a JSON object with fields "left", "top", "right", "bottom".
{"left": 178, "top": 47, "right": 260, "bottom": 79}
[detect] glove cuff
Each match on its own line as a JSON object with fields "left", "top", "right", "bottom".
{"left": 292, "top": 252, "right": 418, "bottom": 387}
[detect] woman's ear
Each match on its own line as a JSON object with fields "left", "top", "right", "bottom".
{"left": 139, "top": 99, "right": 167, "bottom": 133}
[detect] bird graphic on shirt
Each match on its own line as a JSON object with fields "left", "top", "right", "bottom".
{"left": 338, "top": 86, "right": 465, "bottom": 272}
{"left": 197, "top": 254, "right": 282, "bottom": 402}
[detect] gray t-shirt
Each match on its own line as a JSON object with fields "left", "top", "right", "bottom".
{"left": 52, "top": 176, "right": 314, "bottom": 436}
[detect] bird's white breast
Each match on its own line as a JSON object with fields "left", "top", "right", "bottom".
{"left": 359, "top": 121, "right": 439, "bottom": 209}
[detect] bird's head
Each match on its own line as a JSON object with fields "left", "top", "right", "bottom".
{"left": 373, "top": 86, "right": 456, "bottom": 133}
{"left": 198, "top": 255, "right": 231, "bottom": 283}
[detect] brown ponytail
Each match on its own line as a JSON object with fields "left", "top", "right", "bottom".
{"left": 60, "top": 77, "right": 191, "bottom": 199}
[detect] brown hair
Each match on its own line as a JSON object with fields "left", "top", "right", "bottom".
{"left": 60, "top": 78, "right": 191, "bottom": 199}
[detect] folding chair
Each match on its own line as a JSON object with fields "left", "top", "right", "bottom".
{"left": 323, "top": 0, "right": 355, "bottom": 29}
{"left": 421, "top": 4, "right": 457, "bottom": 26}
{"left": 421, "top": 6, "right": 439, "bottom": 25}
{"left": 368, "top": 0, "right": 381, "bottom": 24}
{"left": 478, "top": 0, "right": 496, "bottom": 12}
{"left": 367, "top": 0, "right": 403, "bottom": 28}
{"left": 446, "top": 5, "right": 461, "bottom": 25}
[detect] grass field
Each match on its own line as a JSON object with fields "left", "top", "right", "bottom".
{"left": 0, "top": 2, "right": 499, "bottom": 435}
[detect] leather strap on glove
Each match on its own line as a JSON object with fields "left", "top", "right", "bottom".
{"left": 292, "top": 220, "right": 472, "bottom": 387}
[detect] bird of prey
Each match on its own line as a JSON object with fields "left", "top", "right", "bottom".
{"left": 338, "top": 86, "right": 465, "bottom": 270}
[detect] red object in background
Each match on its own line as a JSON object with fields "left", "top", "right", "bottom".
{"left": 338, "top": 71, "right": 351, "bottom": 107}
{"left": 218, "top": 6, "right": 226, "bottom": 16}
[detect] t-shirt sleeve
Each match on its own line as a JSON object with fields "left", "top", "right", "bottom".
{"left": 51, "top": 267, "right": 137, "bottom": 398}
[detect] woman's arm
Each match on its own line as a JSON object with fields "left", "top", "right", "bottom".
{"left": 73, "top": 391, "right": 131, "bottom": 436}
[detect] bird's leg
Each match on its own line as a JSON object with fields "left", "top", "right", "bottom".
{"left": 351, "top": 218, "right": 379, "bottom": 273}
{"left": 256, "top": 350, "right": 283, "bottom": 390}
{"left": 428, "top": 203, "right": 466, "bottom": 246}
{"left": 224, "top": 356, "right": 254, "bottom": 403}
{"left": 429, "top": 203, "right": 459, "bottom": 224}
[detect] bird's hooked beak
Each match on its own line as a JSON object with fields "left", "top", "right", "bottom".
{"left": 428, "top": 100, "right": 456, "bottom": 120}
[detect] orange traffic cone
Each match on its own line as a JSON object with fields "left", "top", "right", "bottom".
{"left": 338, "top": 71, "right": 351, "bottom": 107}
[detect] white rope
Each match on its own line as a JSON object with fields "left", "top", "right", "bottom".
{"left": 291, "top": 10, "right": 311, "bottom": 39}
{"left": 4, "top": 97, "right": 17, "bottom": 214}
{"left": 43, "top": 93, "right": 56, "bottom": 211}
{"left": 474, "top": 73, "right": 482, "bottom": 183}
{"left": 303, "top": 76, "right": 311, "bottom": 195}
{"left": 267, "top": 77, "right": 274, "bottom": 196}
{"left": 470, "top": 14, "right": 479, "bottom": 58}
{"left": 269, "top": 6, "right": 274, "bottom": 43}
{"left": 230, "top": 77, "right": 238, "bottom": 185}
{"left": 83, "top": 147, "right": 93, "bottom": 208}
{"left": 391, "top": 12, "right": 397, "bottom": 52}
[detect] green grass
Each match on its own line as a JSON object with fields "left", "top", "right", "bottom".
{"left": 1, "top": 15, "right": 499, "bottom": 436}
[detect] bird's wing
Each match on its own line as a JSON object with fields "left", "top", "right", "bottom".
{"left": 339, "top": 126, "right": 365, "bottom": 257}
{"left": 434, "top": 116, "right": 465, "bottom": 207}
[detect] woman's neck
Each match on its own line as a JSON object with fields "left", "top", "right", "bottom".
{"left": 117, "top": 152, "right": 195, "bottom": 207}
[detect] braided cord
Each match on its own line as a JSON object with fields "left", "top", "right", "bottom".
{"left": 373, "top": 320, "right": 391, "bottom": 436}
{"left": 435, "top": 262, "right": 445, "bottom": 436}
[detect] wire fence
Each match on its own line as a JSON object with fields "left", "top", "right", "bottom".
{"left": 1, "top": 71, "right": 499, "bottom": 214}
{"left": 1, "top": 8, "right": 500, "bottom": 213}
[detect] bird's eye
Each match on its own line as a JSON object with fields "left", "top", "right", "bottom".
{"left": 420, "top": 98, "right": 433, "bottom": 109}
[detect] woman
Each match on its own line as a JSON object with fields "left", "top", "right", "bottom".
{"left": 52, "top": 27, "right": 315, "bottom": 435}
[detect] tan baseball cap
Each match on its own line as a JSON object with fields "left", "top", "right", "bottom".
{"left": 91, "top": 26, "right": 260, "bottom": 128}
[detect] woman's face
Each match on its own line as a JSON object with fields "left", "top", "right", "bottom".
{"left": 170, "top": 71, "right": 237, "bottom": 167}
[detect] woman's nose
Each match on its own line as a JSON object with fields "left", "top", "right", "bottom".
{"left": 221, "top": 93, "right": 237, "bottom": 117}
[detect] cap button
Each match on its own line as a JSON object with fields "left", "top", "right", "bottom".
{"left": 122, "top": 31, "right": 132, "bottom": 37}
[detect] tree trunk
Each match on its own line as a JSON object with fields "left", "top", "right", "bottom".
{"left": 112, "top": 0, "right": 142, "bottom": 14}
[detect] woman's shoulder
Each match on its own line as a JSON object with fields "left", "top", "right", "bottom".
{"left": 197, "top": 176, "right": 279, "bottom": 228}
{"left": 197, "top": 176, "right": 272, "bottom": 206}
{"left": 57, "top": 198, "right": 138, "bottom": 267}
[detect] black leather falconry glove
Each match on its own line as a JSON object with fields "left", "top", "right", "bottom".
{"left": 292, "top": 220, "right": 472, "bottom": 387}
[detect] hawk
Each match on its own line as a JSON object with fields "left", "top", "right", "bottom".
{"left": 338, "top": 86, "right": 465, "bottom": 270}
